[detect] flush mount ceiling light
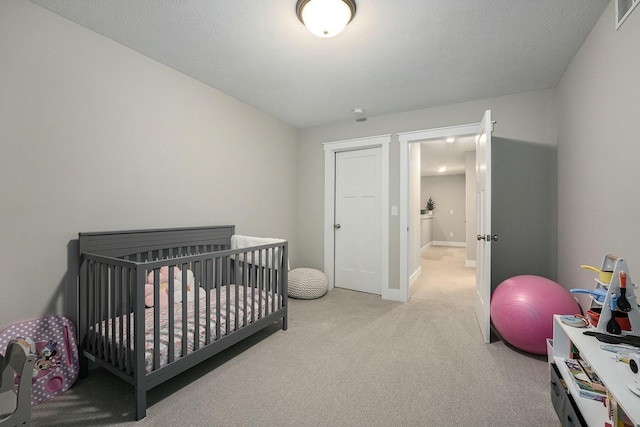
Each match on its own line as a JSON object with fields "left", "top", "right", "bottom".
{"left": 296, "top": 0, "right": 357, "bottom": 38}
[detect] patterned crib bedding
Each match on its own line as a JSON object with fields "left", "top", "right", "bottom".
{"left": 96, "top": 285, "right": 274, "bottom": 373}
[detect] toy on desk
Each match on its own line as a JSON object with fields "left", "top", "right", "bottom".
{"left": 570, "top": 287, "right": 607, "bottom": 304}
{"left": 618, "top": 272, "right": 632, "bottom": 312}
{"left": 559, "top": 314, "right": 589, "bottom": 328}
{"left": 571, "top": 254, "right": 640, "bottom": 336}
{"left": 600, "top": 343, "right": 639, "bottom": 353}
{"left": 607, "top": 294, "right": 622, "bottom": 334}
{"left": 580, "top": 264, "right": 613, "bottom": 283}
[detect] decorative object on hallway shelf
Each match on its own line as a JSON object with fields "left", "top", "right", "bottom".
{"left": 425, "top": 197, "right": 435, "bottom": 214}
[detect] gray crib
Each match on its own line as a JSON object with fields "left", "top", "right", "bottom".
{"left": 78, "top": 225, "right": 287, "bottom": 420}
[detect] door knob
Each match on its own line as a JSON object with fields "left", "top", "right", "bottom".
{"left": 334, "top": 224, "right": 341, "bottom": 229}
{"left": 478, "top": 234, "right": 498, "bottom": 242}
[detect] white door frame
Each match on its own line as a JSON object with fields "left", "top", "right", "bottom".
{"left": 398, "top": 123, "right": 479, "bottom": 302}
{"left": 324, "top": 135, "right": 391, "bottom": 298}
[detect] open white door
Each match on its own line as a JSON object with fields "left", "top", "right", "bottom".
{"left": 475, "top": 110, "right": 493, "bottom": 343}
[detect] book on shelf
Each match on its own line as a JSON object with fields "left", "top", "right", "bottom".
{"left": 564, "top": 358, "right": 607, "bottom": 402}
{"left": 577, "top": 357, "right": 606, "bottom": 393}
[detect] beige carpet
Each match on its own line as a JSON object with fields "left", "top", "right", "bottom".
{"left": 31, "top": 246, "right": 557, "bottom": 426}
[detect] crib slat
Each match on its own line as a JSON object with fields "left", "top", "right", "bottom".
{"left": 265, "top": 248, "right": 275, "bottom": 314}
{"left": 274, "top": 247, "right": 280, "bottom": 310}
{"left": 235, "top": 254, "right": 240, "bottom": 331}
{"left": 258, "top": 250, "right": 264, "bottom": 319}
{"left": 215, "top": 257, "right": 221, "bottom": 341}
{"left": 104, "top": 263, "right": 110, "bottom": 360}
{"left": 250, "top": 250, "right": 256, "bottom": 323}
{"left": 181, "top": 262, "right": 188, "bottom": 358}
{"left": 242, "top": 253, "right": 248, "bottom": 327}
{"left": 86, "top": 261, "right": 94, "bottom": 354}
{"left": 193, "top": 260, "right": 200, "bottom": 351}
{"left": 153, "top": 269, "right": 161, "bottom": 371}
{"left": 126, "top": 268, "right": 133, "bottom": 376}
{"left": 225, "top": 256, "right": 231, "bottom": 336}
{"left": 264, "top": 250, "right": 270, "bottom": 316}
{"left": 272, "top": 250, "right": 278, "bottom": 311}
{"left": 166, "top": 266, "right": 174, "bottom": 365}
{"left": 116, "top": 266, "right": 123, "bottom": 371}
{"left": 116, "top": 265, "right": 122, "bottom": 367}
{"left": 97, "top": 262, "right": 105, "bottom": 360}
{"left": 134, "top": 267, "right": 146, "bottom": 421}
{"left": 275, "top": 247, "right": 280, "bottom": 311}
{"left": 204, "top": 258, "right": 211, "bottom": 345}
{"left": 94, "top": 262, "right": 100, "bottom": 359}
{"left": 109, "top": 265, "right": 116, "bottom": 365}
{"left": 268, "top": 248, "right": 274, "bottom": 315}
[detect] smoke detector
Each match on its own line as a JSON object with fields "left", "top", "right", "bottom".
{"left": 353, "top": 108, "right": 367, "bottom": 122}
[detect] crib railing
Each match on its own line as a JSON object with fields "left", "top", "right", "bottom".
{"left": 79, "top": 242, "right": 288, "bottom": 381}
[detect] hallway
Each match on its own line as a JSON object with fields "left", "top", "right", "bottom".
{"left": 410, "top": 245, "right": 475, "bottom": 301}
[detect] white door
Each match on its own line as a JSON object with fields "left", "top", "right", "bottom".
{"left": 475, "top": 110, "right": 493, "bottom": 343}
{"left": 334, "top": 148, "right": 382, "bottom": 294}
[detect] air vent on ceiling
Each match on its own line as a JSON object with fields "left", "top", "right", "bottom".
{"left": 616, "top": 0, "right": 639, "bottom": 30}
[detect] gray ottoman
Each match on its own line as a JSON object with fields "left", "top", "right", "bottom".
{"left": 288, "top": 268, "right": 328, "bottom": 299}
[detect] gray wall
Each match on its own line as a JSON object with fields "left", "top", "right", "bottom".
{"left": 421, "top": 175, "right": 466, "bottom": 244}
{"left": 0, "top": 0, "right": 299, "bottom": 328}
{"left": 298, "top": 89, "right": 557, "bottom": 289}
{"left": 557, "top": 2, "right": 640, "bottom": 308}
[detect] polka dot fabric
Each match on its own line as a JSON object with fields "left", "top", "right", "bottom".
{"left": 0, "top": 315, "right": 79, "bottom": 405}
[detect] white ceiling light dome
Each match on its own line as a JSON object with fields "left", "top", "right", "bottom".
{"left": 296, "top": 0, "right": 357, "bottom": 38}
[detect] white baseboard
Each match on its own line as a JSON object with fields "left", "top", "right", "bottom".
{"left": 409, "top": 266, "right": 422, "bottom": 287}
{"left": 432, "top": 241, "right": 466, "bottom": 248}
{"left": 382, "top": 287, "right": 407, "bottom": 302}
{"left": 420, "top": 242, "right": 433, "bottom": 254}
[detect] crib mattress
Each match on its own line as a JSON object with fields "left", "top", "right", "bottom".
{"left": 95, "top": 285, "right": 274, "bottom": 373}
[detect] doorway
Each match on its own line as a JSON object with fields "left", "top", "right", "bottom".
{"left": 399, "top": 116, "right": 495, "bottom": 344}
{"left": 418, "top": 136, "right": 477, "bottom": 265}
{"left": 323, "top": 135, "right": 391, "bottom": 298}
{"left": 399, "top": 122, "right": 480, "bottom": 302}
{"left": 399, "top": 112, "right": 494, "bottom": 343}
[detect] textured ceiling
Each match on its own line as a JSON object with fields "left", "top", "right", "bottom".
{"left": 28, "top": 0, "right": 609, "bottom": 129}
{"left": 421, "top": 136, "right": 476, "bottom": 177}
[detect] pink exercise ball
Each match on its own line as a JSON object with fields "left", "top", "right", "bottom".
{"left": 490, "top": 275, "right": 579, "bottom": 355}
